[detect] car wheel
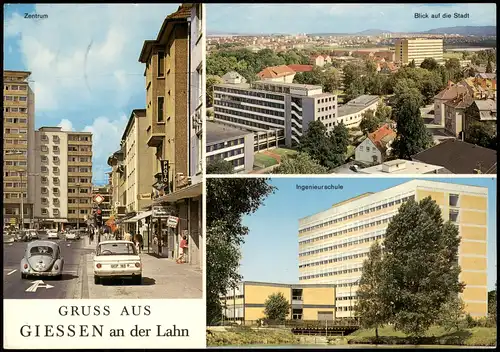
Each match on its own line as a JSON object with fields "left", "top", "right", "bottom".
{"left": 134, "top": 275, "right": 142, "bottom": 285}
{"left": 21, "top": 273, "right": 27, "bottom": 279}
{"left": 94, "top": 276, "right": 100, "bottom": 285}
{"left": 56, "top": 274, "right": 63, "bottom": 280}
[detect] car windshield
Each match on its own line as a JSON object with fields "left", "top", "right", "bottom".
{"left": 29, "top": 246, "right": 55, "bottom": 257}
{"left": 98, "top": 243, "right": 137, "bottom": 256}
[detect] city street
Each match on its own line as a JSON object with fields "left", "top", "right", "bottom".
{"left": 3, "top": 234, "right": 203, "bottom": 299}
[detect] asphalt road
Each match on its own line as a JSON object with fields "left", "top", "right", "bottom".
{"left": 3, "top": 234, "right": 93, "bottom": 299}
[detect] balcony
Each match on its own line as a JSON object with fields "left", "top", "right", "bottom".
{"left": 52, "top": 136, "right": 60, "bottom": 144}
{"left": 146, "top": 124, "right": 166, "bottom": 147}
{"left": 68, "top": 150, "right": 93, "bottom": 156}
{"left": 41, "top": 157, "right": 49, "bottom": 164}
{"left": 68, "top": 171, "right": 92, "bottom": 177}
{"left": 67, "top": 139, "right": 92, "bottom": 146}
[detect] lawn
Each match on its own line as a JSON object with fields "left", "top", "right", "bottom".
{"left": 270, "top": 148, "right": 298, "bottom": 157}
{"left": 344, "top": 326, "right": 496, "bottom": 346}
{"left": 254, "top": 153, "right": 278, "bottom": 168}
{"left": 346, "top": 145, "right": 356, "bottom": 157}
{"left": 444, "top": 51, "right": 463, "bottom": 59}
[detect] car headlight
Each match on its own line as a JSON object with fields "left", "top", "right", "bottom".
{"left": 135, "top": 262, "right": 141, "bottom": 268}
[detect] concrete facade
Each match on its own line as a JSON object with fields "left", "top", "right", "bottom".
{"left": 395, "top": 38, "right": 444, "bottom": 66}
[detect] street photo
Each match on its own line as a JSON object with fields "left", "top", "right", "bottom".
{"left": 3, "top": 3, "right": 205, "bottom": 300}
{"left": 205, "top": 3, "right": 496, "bottom": 175}
{"left": 206, "top": 177, "right": 496, "bottom": 347}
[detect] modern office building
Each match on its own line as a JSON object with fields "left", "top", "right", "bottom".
{"left": 34, "top": 127, "right": 93, "bottom": 230}
{"left": 213, "top": 80, "right": 338, "bottom": 148}
{"left": 206, "top": 121, "right": 254, "bottom": 173}
{"left": 394, "top": 38, "right": 444, "bottom": 66}
{"left": 336, "top": 95, "right": 379, "bottom": 129}
{"left": 298, "top": 180, "right": 488, "bottom": 318}
{"left": 3, "top": 70, "right": 36, "bottom": 229}
{"left": 138, "top": 4, "right": 203, "bottom": 269}
{"left": 221, "top": 281, "right": 336, "bottom": 324}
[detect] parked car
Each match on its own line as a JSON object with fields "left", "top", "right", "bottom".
{"left": 47, "top": 230, "right": 59, "bottom": 239}
{"left": 28, "top": 230, "right": 39, "bottom": 240}
{"left": 349, "top": 164, "right": 360, "bottom": 172}
{"left": 93, "top": 240, "right": 142, "bottom": 285}
{"left": 65, "top": 230, "right": 80, "bottom": 241}
{"left": 20, "top": 240, "right": 64, "bottom": 279}
{"left": 14, "top": 231, "right": 29, "bottom": 242}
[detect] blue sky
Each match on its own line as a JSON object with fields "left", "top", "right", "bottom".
{"left": 207, "top": 3, "right": 496, "bottom": 34}
{"left": 3, "top": 3, "right": 179, "bottom": 184}
{"left": 240, "top": 177, "right": 497, "bottom": 290}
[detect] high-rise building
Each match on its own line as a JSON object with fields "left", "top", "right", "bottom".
{"left": 298, "top": 180, "right": 488, "bottom": 318}
{"left": 394, "top": 38, "right": 444, "bottom": 66}
{"left": 34, "top": 127, "right": 93, "bottom": 230}
{"left": 213, "top": 81, "right": 338, "bottom": 149}
{"left": 3, "top": 70, "right": 36, "bottom": 229}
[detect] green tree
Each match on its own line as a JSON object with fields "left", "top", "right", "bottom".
{"left": 381, "top": 197, "right": 465, "bottom": 337}
{"left": 355, "top": 241, "right": 389, "bottom": 341}
{"left": 465, "top": 122, "right": 497, "bottom": 150}
{"left": 488, "top": 283, "right": 496, "bottom": 323}
{"left": 264, "top": 292, "right": 291, "bottom": 322}
{"left": 273, "top": 152, "right": 328, "bottom": 174}
{"left": 420, "top": 58, "right": 439, "bottom": 71}
{"left": 436, "top": 294, "right": 467, "bottom": 332}
{"left": 392, "top": 87, "right": 433, "bottom": 159}
{"left": 206, "top": 158, "right": 234, "bottom": 175}
{"left": 329, "top": 122, "right": 350, "bottom": 167}
{"left": 486, "top": 60, "right": 493, "bottom": 73}
{"left": 375, "top": 101, "right": 392, "bottom": 123}
{"left": 408, "top": 59, "right": 416, "bottom": 68}
{"left": 345, "top": 76, "right": 365, "bottom": 102}
{"left": 206, "top": 179, "right": 276, "bottom": 325}
{"left": 206, "top": 75, "right": 224, "bottom": 107}
{"left": 359, "top": 109, "right": 379, "bottom": 134}
{"left": 445, "top": 58, "right": 463, "bottom": 82}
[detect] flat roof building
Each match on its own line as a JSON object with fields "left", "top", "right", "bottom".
{"left": 359, "top": 159, "right": 448, "bottom": 174}
{"left": 337, "top": 95, "right": 379, "bottom": 129}
{"left": 395, "top": 38, "right": 444, "bottom": 66}
{"left": 298, "top": 180, "right": 488, "bottom": 318}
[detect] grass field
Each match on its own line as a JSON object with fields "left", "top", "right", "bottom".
{"left": 254, "top": 153, "right": 278, "bottom": 168}
{"left": 207, "top": 328, "right": 299, "bottom": 347}
{"left": 443, "top": 51, "right": 463, "bottom": 59}
{"left": 270, "top": 148, "right": 298, "bottom": 157}
{"left": 345, "top": 326, "right": 496, "bottom": 346}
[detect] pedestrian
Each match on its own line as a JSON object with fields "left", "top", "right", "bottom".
{"left": 176, "top": 235, "right": 188, "bottom": 264}
{"left": 124, "top": 231, "right": 133, "bottom": 243}
{"left": 133, "top": 232, "right": 143, "bottom": 254}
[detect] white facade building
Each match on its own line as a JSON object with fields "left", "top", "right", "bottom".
{"left": 336, "top": 95, "right": 379, "bottom": 128}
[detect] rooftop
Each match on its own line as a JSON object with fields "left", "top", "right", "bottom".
{"left": 206, "top": 121, "right": 250, "bottom": 144}
{"left": 359, "top": 160, "right": 445, "bottom": 174}
{"left": 338, "top": 95, "right": 379, "bottom": 116}
{"left": 412, "top": 139, "right": 497, "bottom": 174}
{"left": 257, "top": 65, "right": 295, "bottom": 79}
{"left": 287, "top": 64, "right": 314, "bottom": 73}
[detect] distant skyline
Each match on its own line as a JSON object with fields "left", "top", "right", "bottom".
{"left": 207, "top": 3, "right": 496, "bottom": 35}
{"left": 240, "top": 177, "right": 497, "bottom": 291}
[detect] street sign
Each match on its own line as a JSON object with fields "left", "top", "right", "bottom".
{"left": 25, "top": 280, "right": 54, "bottom": 292}
{"left": 94, "top": 194, "right": 104, "bottom": 204}
{"left": 166, "top": 216, "right": 179, "bottom": 228}
{"left": 152, "top": 205, "right": 175, "bottom": 218}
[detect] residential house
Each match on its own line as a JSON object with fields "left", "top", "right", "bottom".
{"left": 412, "top": 139, "right": 497, "bottom": 174}
{"left": 257, "top": 65, "right": 296, "bottom": 83}
{"left": 464, "top": 99, "right": 497, "bottom": 141}
{"left": 433, "top": 81, "right": 472, "bottom": 127}
{"left": 354, "top": 124, "right": 396, "bottom": 164}
{"left": 222, "top": 71, "right": 247, "bottom": 84}
{"left": 443, "top": 92, "right": 474, "bottom": 138}
{"left": 310, "top": 55, "right": 325, "bottom": 67}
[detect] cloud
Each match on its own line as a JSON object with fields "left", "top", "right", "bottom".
{"left": 57, "top": 119, "right": 74, "bottom": 131}
{"left": 82, "top": 114, "right": 129, "bottom": 182}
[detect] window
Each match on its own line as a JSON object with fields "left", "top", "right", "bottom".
{"left": 41, "top": 166, "right": 49, "bottom": 173}
{"left": 53, "top": 146, "right": 59, "bottom": 152}
{"left": 157, "top": 96, "right": 165, "bottom": 122}
{"left": 53, "top": 188, "right": 59, "bottom": 194}
{"left": 53, "top": 167, "right": 59, "bottom": 173}
{"left": 80, "top": 188, "right": 89, "bottom": 193}
{"left": 449, "top": 194, "right": 459, "bottom": 207}
{"left": 53, "top": 156, "right": 59, "bottom": 163}
{"left": 449, "top": 210, "right": 459, "bottom": 223}
{"left": 158, "top": 51, "right": 165, "bottom": 77}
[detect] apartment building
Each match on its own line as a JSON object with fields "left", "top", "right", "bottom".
{"left": 337, "top": 95, "right": 379, "bottom": 129}
{"left": 221, "top": 281, "right": 336, "bottom": 323}
{"left": 3, "top": 70, "right": 36, "bottom": 229}
{"left": 137, "top": 4, "right": 203, "bottom": 269}
{"left": 213, "top": 80, "right": 338, "bottom": 148}
{"left": 395, "top": 38, "right": 444, "bottom": 66}
{"left": 33, "top": 127, "right": 93, "bottom": 230}
{"left": 92, "top": 185, "right": 112, "bottom": 223}
{"left": 298, "top": 180, "right": 488, "bottom": 318}
{"left": 206, "top": 121, "right": 254, "bottom": 173}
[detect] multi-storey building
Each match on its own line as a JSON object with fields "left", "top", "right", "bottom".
{"left": 395, "top": 38, "right": 444, "bottom": 66}
{"left": 91, "top": 185, "right": 112, "bottom": 223}
{"left": 3, "top": 70, "right": 36, "bottom": 229}
{"left": 34, "top": 127, "right": 93, "bottom": 230}
{"left": 137, "top": 4, "right": 203, "bottom": 270}
{"left": 298, "top": 180, "right": 488, "bottom": 318}
{"left": 336, "top": 95, "right": 379, "bottom": 129}
{"left": 206, "top": 121, "right": 254, "bottom": 173}
{"left": 221, "top": 281, "right": 336, "bottom": 324}
{"left": 213, "top": 81, "right": 338, "bottom": 148}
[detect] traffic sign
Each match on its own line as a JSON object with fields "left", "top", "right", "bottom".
{"left": 94, "top": 194, "right": 104, "bottom": 204}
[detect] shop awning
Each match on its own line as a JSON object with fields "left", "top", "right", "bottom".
{"left": 123, "top": 211, "right": 152, "bottom": 223}
{"left": 153, "top": 182, "right": 202, "bottom": 204}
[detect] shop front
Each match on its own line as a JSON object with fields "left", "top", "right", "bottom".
{"left": 150, "top": 205, "right": 179, "bottom": 258}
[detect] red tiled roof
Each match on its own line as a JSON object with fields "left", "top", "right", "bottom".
{"left": 287, "top": 64, "right": 314, "bottom": 73}
{"left": 257, "top": 65, "right": 295, "bottom": 79}
{"left": 367, "top": 124, "right": 396, "bottom": 152}
{"left": 167, "top": 5, "right": 190, "bottom": 20}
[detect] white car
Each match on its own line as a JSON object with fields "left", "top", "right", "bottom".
{"left": 65, "top": 231, "right": 80, "bottom": 241}
{"left": 47, "top": 230, "right": 59, "bottom": 239}
{"left": 93, "top": 240, "right": 142, "bottom": 285}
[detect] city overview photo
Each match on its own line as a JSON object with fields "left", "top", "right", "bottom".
{"left": 206, "top": 177, "right": 497, "bottom": 347}
{"left": 3, "top": 3, "right": 204, "bottom": 300}
{"left": 205, "top": 3, "right": 497, "bottom": 175}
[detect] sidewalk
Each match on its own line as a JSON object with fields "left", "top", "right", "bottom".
{"left": 84, "top": 252, "right": 203, "bottom": 299}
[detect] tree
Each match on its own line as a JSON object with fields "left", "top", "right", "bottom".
{"left": 391, "top": 87, "right": 433, "bottom": 159}
{"left": 329, "top": 122, "right": 350, "bottom": 167}
{"left": 488, "top": 283, "right": 496, "bottom": 323}
{"left": 420, "top": 58, "right": 439, "bottom": 71}
{"left": 359, "top": 109, "right": 379, "bottom": 134}
{"left": 355, "top": 241, "right": 389, "bottom": 341}
{"left": 466, "top": 122, "right": 497, "bottom": 150}
{"left": 375, "top": 101, "right": 392, "bottom": 123}
{"left": 408, "top": 59, "right": 416, "bottom": 68}
{"left": 273, "top": 152, "right": 328, "bottom": 174}
{"left": 206, "top": 158, "right": 235, "bottom": 174}
{"left": 206, "top": 179, "right": 276, "bottom": 325}
{"left": 436, "top": 294, "right": 466, "bottom": 332}
{"left": 206, "top": 75, "right": 224, "bottom": 107}
{"left": 486, "top": 60, "right": 493, "bottom": 73}
{"left": 445, "top": 58, "right": 463, "bottom": 82}
{"left": 381, "top": 197, "right": 465, "bottom": 337}
{"left": 264, "top": 292, "right": 291, "bottom": 322}
{"left": 345, "top": 76, "right": 365, "bottom": 102}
